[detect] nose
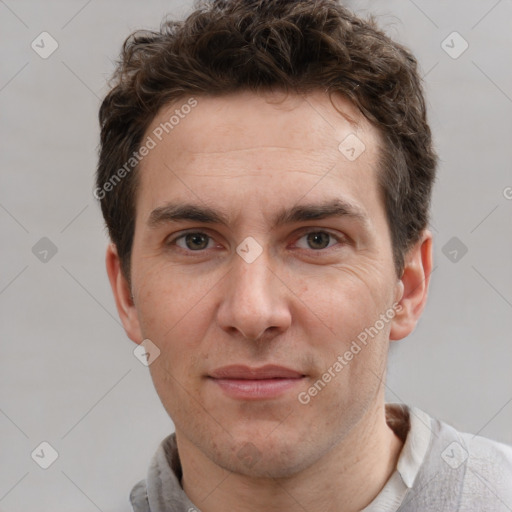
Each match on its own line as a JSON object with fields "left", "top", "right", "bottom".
{"left": 216, "top": 247, "right": 292, "bottom": 342}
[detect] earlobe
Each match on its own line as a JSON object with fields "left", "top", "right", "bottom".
{"left": 389, "top": 230, "right": 433, "bottom": 341}
{"left": 105, "top": 243, "right": 143, "bottom": 344}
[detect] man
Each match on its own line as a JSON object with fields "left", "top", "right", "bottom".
{"left": 95, "top": 0, "right": 512, "bottom": 510}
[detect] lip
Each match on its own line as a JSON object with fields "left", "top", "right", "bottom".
{"left": 208, "top": 365, "right": 306, "bottom": 400}
{"left": 209, "top": 364, "right": 305, "bottom": 379}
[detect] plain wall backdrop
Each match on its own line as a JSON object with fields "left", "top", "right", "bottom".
{"left": 1, "top": 0, "right": 511, "bottom": 510}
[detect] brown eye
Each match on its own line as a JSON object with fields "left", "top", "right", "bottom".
{"left": 175, "top": 232, "right": 212, "bottom": 251}
{"left": 293, "top": 230, "right": 348, "bottom": 253}
{"left": 306, "top": 232, "right": 331, "bottom": 250}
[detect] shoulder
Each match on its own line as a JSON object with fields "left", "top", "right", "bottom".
{"left": 459, "top": 430, "right": 512, "bottom": 503}
{"left": 424, "top": 410, "right": 512, "bottom": 510}
{"left": 463, "top": 429, "right": 512, "bottom": 467}
{"left": 129, "top": 479, "right": 149, "bottom": 512}
{"left": 432, "top": 414, "right": 512, "bottom": 477}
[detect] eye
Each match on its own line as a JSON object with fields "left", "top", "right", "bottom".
{"left": 173, "top": 232, "right": 215, "bottom": 251}
{"left": 295, "top": 230, "right": 345, "bottom": 251}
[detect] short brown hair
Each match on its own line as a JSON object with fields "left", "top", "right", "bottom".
{"left": 96, "top": 0, "right": 437, "bottom": 280}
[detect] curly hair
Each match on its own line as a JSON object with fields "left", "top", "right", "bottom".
{"left": 96, "top": 0, "right": 437, "bottom": 280}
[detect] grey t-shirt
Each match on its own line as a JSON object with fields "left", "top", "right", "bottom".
{"left": 130, "top": 403, "right": 512, "bottom": 511}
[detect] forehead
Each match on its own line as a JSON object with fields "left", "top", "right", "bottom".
{"left": 145, "top": 89, "right": 376, "bottom": 157}
{"left": 136, "top": 90, "right": 384, "bottom": 227}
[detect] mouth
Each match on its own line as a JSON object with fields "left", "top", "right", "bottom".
{"left": 207, "top": 365, "right": 307, "bottom": 400}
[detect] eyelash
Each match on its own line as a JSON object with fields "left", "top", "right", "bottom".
{"left": 165, "top": 229, "right": 348, "bottom": 255}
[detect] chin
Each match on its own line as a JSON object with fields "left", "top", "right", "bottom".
{"left": 211, "top": 431, "right": 320, "bottom": 479}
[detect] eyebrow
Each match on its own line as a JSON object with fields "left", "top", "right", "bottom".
{"left": 147, "top": 198, "right": 370, "bottom": 230}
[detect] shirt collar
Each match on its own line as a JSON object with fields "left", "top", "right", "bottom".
{"left": 360, "top": 403, "right": 433, "bottom": 511}
{"left": 394, "top": 404, "right": 433, "bottom": 488}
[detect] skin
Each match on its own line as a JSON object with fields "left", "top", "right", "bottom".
{"left": 107, "top": 89, "right": 432, "bottom": 512}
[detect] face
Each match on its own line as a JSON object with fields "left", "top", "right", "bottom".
{"left": 109, "top": 90, "right": 417, "bottom": 478}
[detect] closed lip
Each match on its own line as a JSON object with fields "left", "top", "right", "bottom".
{"left": 208, "top": 364, "right": 306, "bottom": 380}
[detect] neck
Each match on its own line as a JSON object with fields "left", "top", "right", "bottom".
{"left": 177, "top": 401, "right": 404, "bottom": 512}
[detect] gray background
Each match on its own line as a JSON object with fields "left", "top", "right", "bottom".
{"left": 1, "top": 0, "right": 511, "bottom": 510}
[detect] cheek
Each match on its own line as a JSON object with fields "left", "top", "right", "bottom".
{"left": 134, "top": 269, "right": 216, "bottom": 397}
{"left": 294, "top": 266, "right": 387, "bottom": 343}
{"left": 148, "top": 356, "right": 204, "bottom": 432}
{"left": 292, "top": 266, "right": 393, "bottom": 407}
{"left": 135, "top": 261, "right": 215, "bottom": 338}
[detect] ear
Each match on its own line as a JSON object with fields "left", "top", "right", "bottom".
{"left": 389, "top": 229, "right": 433, "bottom": 341}
{"left": 105, "top": 243, "right": 143, "bottom": 344}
